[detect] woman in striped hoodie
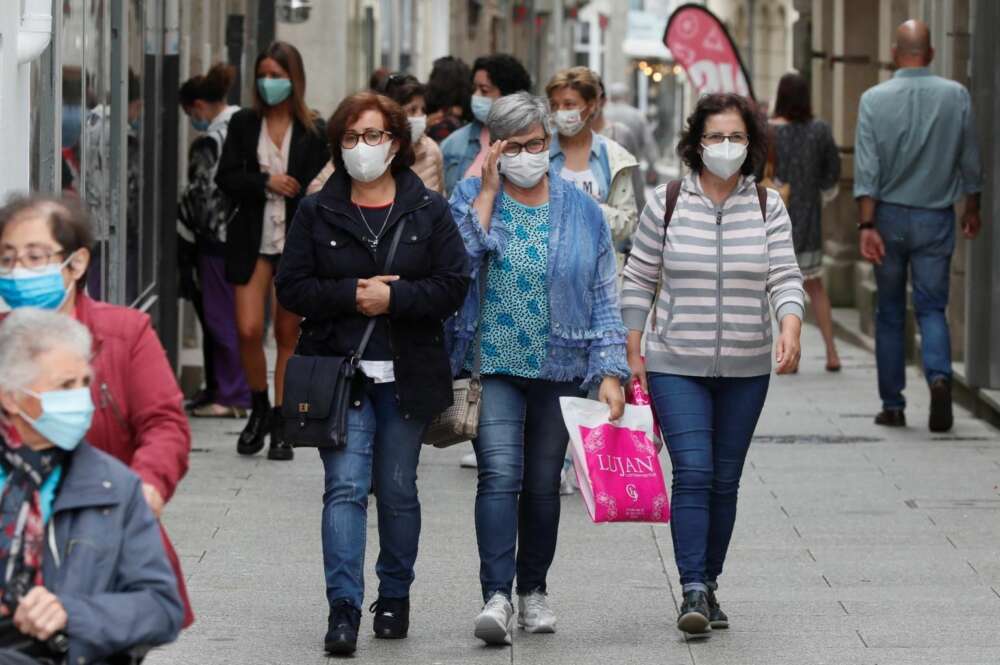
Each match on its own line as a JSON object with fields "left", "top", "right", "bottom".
{"left": 622, "top": 93, "right": 804, "bottom": 637}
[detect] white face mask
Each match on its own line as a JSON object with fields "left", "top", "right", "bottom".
{"left": 342, "top": 141, "right": 395, "bottom": 183}
{"left": 700, "top": 140, "right": 748, "bottom": 180}
{"left": 552, "top": 109, "right": 587, "bottom": 137}
{"left": 471, "top": 95, "right": 493, "bottom": 124}
{"left": 408, "top": 115, "right": 427, "bottom": 144}
{"left": 499, "top": 150, "right": 550, "bottom": 189}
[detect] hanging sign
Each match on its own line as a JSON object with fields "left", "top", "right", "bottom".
{"left": 664, "top": 3, "right": 755, "bottom": 100}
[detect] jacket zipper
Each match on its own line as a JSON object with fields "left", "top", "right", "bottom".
{"left": 713, "top": 207, "right": 723, "bottom": 377}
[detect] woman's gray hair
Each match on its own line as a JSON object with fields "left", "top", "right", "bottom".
{"left": 486, "top": 92, "right": 550, "bottom": 142}
{"left": 0, "top": 308, "right": 92, "bottom": 393}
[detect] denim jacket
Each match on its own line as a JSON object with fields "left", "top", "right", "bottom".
{"left": 441, "top": 120, "right": 484, "bottom": 196}
{"left": 446, "top": 173, "right": 630, "bottom": 388}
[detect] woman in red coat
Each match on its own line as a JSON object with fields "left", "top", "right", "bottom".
{"left": 0, "top": 195, "right": 194, "bottom": 626}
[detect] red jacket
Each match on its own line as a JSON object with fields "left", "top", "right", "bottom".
{"left": 75, "top": 294, "right": 194, "bottom": 626}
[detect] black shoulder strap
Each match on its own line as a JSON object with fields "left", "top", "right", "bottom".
{"left": 661, "top": 179, "right": 682, "bottom": 254}
{"left": 756, "top": 183, "right": 768, "bottom": 220}
{"left": 354, "top": 218, "right": 407, "bottom": 359}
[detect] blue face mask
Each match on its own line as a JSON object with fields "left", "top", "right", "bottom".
{"left": 471, "top": 95, "right": 494, "bottom": 124}
{"left": 257, "top": 77, "right": 293, "bottom": 106}
{"left": 19, "top": 387, "right": 94, "bottom": 451}
{"left": 190, "top": 116, "right": 211, "bottom": 132}
{"left": 0, "top": 256, "right": 73, "bottom": 310}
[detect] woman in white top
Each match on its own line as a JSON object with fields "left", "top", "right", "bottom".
{"left": 215, "top": 41, "right": 328, "bottom": 461}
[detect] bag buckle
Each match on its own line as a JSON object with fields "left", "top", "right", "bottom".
{"left": 298, "top": 403, "right": 310, "bottom": 413}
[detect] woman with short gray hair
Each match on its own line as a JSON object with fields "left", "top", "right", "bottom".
{"left": 0, "top": 308, "right": 182, "bottom": 663}
{"left": 447, "top": 91, "right": 630, "bottom": 646}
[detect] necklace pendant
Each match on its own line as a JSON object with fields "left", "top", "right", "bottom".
{"left": 368, "top": 237, "right": 379, "bottom": 251}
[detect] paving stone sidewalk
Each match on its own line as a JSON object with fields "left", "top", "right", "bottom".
{"left": 147, "top": 323, "right": 1000, "bottom": 665}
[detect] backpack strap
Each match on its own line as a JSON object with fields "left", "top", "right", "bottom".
{"left": 662, "top": 179, "right": 683, "bottom": 254}
{"left": 756, "top": 183, "right": 768, "bottom": 220}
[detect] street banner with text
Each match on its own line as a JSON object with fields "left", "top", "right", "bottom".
{"left": 664, "top": 3, "right": 755, "bottom": 100}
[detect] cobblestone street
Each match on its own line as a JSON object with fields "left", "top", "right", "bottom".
{"left": 147, "top": 322, "right": 1000, "bottom": 665}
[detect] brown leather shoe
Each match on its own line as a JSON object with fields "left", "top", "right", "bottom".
{"left": 874, "top": 409, "right": 906, "bottom": 427}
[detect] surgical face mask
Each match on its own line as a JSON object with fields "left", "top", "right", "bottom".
{"left": 499, "top": 150, "right": 550, "bottom": 189}
{"left": 0, "top": 255, "right": 74, "bottom": 310}
{"left": 257, "top": 77, "right": 293, "bottom": 106}
{"left": 471, "top": 95, "right": 494, "bottom": 124}
{"left": 18, "top": 387, "right": 94, "bottom": 452}
{"left": 552, "top": 109, "right": 587, "bottom": 137}
{"left": 342, "top": 141, "right": 395, "bottom": 183}
{"left": 700, "top": 140, "right": 748, "bottom": 180}
{"left": 190, "top": 115, "right": 211, "bottom": 132}
{"left": 408, "top": 115, "right": 427, "bottom": 144}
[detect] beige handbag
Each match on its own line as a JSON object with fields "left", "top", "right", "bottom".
{"left": 423, "top": 258, "right": 488, "bottom": 448}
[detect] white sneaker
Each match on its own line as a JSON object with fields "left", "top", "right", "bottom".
{"left": 518, "top": 590, "right": 557, "bottom": 633}
{"left": 474, "top": 592, "right": 514, "bottom": 645}
{"left": 460, "top": 451, "right": 478, "bottom": 468}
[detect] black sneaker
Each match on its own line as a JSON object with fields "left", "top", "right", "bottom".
{"left": 237, "top": 390, "right": 271, "bottom": 455}
{"left": 928, "top": 378, "right": 953, "bottom": 433}
{"left": 325, "top": 599, "right": 361, "bottom": 656}
{"left": 370, "top": 596, "right": 409, "bottom": 639}
{"left": 677, "top": 590, "right": 711, "bottom": 636}
{"left": 706, "top": 589, "right": 729, "bottom": 629}
{"left": 874, "top": 409, "right": 906, "bottom": 427}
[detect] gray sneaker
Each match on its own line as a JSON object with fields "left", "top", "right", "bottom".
{"left": 518, "top": 590, "right": 557, "bottom": 633}
{"left": 474, "top": 592, "right": 514, "bottom": 645}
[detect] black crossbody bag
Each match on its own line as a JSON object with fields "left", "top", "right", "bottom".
{"left": 281, "top": 217, "right": 407, "bottom": 449}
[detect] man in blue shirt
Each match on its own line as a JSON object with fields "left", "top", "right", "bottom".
{"left": 854, "top": 19, "right": 983, "bottom": 433}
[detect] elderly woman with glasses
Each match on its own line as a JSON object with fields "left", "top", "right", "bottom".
{"left": 276, "top": 91, "right": 469, "bottom": 655}
{"left": 447, "top": 91, "right": 629, "bottom": 646}
{"left": 0, "top": 308, "right": 182, "bottom": 665}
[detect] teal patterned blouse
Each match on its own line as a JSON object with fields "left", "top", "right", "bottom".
{"left": 471, "top": 193, "right": 551, "bottom": 378}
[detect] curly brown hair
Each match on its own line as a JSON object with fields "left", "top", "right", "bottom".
{"left": 677, "top": 93, "right": 767, "bottom": 176}
{"left": 326, "top": 91, "right": 416, "bottom": 176}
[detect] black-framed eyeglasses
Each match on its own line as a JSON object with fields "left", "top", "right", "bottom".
{"left": 702, "top": 132, "right": 749, "bottom": 145}
{"left": 0, "top": 247, "right": 66, "bottom": 274}
{"left": 500, "top": 138, "right": 548, "bottom": 157}
{"left": 341, "top": 129, "right": 393, "bottom": 149}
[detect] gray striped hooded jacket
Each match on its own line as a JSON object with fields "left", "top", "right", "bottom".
{"left": 621, "top": 174, "right": 805, "bottom": 377}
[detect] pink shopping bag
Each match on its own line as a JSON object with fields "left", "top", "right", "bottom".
{"left": 559, "top": 397, "right": 670, "bottom": 524}
{"left": 626, "top": 377, "right": 664, "bottom": 451}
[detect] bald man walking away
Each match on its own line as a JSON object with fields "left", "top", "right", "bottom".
{"left": 854, "top": 20, "right": 983, "bottom": 432}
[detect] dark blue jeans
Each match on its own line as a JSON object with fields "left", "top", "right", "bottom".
{"left": 874, "top": 203, "right": 956, "bottom": 410}
{"left": 648, "top": 373, "right": 769, "bottom": 591}
{"left": 473, "top": 375, "right": 585, "bottom": 601}
{"left": 318, "top": 382, "right": 427, "bottom": 610}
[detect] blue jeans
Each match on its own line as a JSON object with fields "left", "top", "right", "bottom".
{"left": 874, "top": 203, "right": 956, "bottom": 410}
{"left": 318, "top": 383, "right": 427, "bottom": 610}
{"left": 473, "top": 375, "right": 585, "bottom": 601}
{"left": 648, "top": 373, "right": 769, "bottom": 591}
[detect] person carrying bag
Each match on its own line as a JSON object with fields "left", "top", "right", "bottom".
{"left": 274, "top": 91, "right": 469, "bottom": 657}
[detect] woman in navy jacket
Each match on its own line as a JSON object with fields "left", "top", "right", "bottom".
{"left": 275, "top": 91, "right": 469, "bottom": 655}
{"left": 0, "top": 309, "right": 182, "bottom": 665}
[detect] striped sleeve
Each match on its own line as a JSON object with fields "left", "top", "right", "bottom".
{"left": 762, "top": 189, "right": 805, "bottom": 322}
{"left": 620, "top": 184, "right": 667, "bottom": 332}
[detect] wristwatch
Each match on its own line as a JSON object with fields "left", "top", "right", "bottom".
{"left": 857, "top": 221, "right": 875, "bottom": 231}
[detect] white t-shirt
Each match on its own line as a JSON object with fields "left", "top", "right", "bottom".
{"left": 559, "top": 166, "right": 604, "bottom": 202}
{"left": 359, "top": 360, "right": 395, "bottom": 384}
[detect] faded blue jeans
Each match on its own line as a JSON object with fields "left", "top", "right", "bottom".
{"left": 874, "top": 203, "right": 956, "bottom": 410}
{"left": 318, "top": 382, "right": 427, "bottom": 610}
{"left": 648, "top": 373, "right": 770, "bottom": 592}
{"left": 473, "top": 375, "right": 585, "bottom": 601}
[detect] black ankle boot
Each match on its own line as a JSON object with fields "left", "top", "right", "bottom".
{"left": 370, "top": 596, "right": 409, "bottom": 639}
{"left": 237, "top": 390, "right": 271, "bottom": 455}
{"left": 267, "top": 406, "right": 294, "bottom": 461}
{"left": 677, "top": 590, "right": 712, "bottom": 636}
{"left": 325, "top": 599, "right": 361, "bottom": 655}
